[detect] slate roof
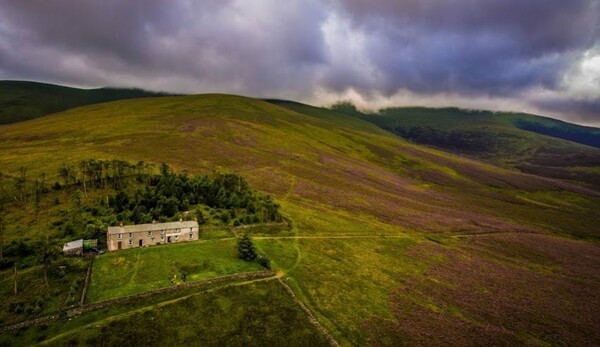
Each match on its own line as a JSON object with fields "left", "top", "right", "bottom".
{"left": 107, "top": 221, "right": 199, "bottom": 235}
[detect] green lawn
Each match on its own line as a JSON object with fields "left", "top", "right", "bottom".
{"left": 87, "top": 239, "right": 262, "bottom": 302}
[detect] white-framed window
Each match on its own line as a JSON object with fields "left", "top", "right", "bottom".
{"left": 176, "top": 228, "right": 180, "bottom": 233}
{"left": 148, "top": 231, "right": 152, "bottom": 237}
{"left": 129, "top": 233, "right": 133, "bottom": 238}
{"left": 189, "top": 233, "right": 193, "bottom": 239}
{"left": 161, "top": 230, "right": 165, "bottom": 235}
{"left": 128, "top": 240, "right": 133, "bottom": 246}
{"left": 161, "top": 236, "right": 164, "bottom": 241}
{"left": 190, "top": 227, "right": 193, "bottom": 232}
{"left": 175, "top": 235, "right": 179, "bottom": 241}
{"left": 151, "top": 237, "right": 155, "bottom": 243}
{"left": 117, "top": 233, "right": 122, "bottom": 240}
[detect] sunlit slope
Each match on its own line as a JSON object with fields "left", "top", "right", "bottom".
{"left": 1, "top": 94, "right": 599, "bottom": 238}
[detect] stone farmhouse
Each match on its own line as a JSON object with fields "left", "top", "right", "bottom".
{"left": 107, "top": 220, "right": 199, "bottom": 251}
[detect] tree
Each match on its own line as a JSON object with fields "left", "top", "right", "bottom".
{"left": 13, "top": 263, "right": 18, "bottom": 295}
{"left": 195, "top": 208, "right": 206, "bottom": 225}
{"left": 14, "top": 167, "right": 27, "bottom": 202}
{"left": 0, "top": 215, "right": 4, "bottom": 261}
{"left": 59, "top": 164, "right": 72, "bottom": 186}
{"left": 237, "top": 233, "right": 257, "bottom": 261}
{"left": 37, "top": 237, "right": 59, "bottom": 287}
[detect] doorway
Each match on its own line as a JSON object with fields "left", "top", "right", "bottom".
{"left": 117, "top": 242, "right": 122, "bottom": 250}
{"left": 139, "top": 239, "right": 143, "bottom": 247}
{"left": 167, "top": 236, "right": 172, "bottom": 243}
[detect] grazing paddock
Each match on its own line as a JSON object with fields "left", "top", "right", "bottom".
{"left": 87, "top": 239, "right": 262, "bottom": 302}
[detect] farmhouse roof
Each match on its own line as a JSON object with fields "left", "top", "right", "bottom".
{"left": 107, "top": 220, "right": 199, "bottom": 235}
{"left": 63, "top": 239, "right": 83, "bottom": 251}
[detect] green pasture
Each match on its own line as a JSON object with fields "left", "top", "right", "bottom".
{"left": 87, "top": 239, "right": 262, "bottom": 302}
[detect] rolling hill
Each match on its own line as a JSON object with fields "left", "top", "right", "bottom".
{"left": 352, "top": 106, "right": 600, "bottom": 188}
{"left": 0, "top": 80, "right": 172, "bottom": 124}
{"left": 1, "top": 92, "right": 600, "bottom": 345}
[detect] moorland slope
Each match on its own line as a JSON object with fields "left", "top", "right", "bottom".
{"left": 1, "top": 94, "right": 600, "bottom": 345}
{"left": 356, "top": 106, "right": 600, "bottom": 188}
{"left": 0, "top": 80, "right": 171, "bottom": 124}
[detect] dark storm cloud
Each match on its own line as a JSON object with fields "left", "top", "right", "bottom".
{"left": 0, "top": 0, "right": 328, "bottom": 95}
{"left": 0, "top": 0, "right": 599, "bottom": 123}
{"left": 327, "top": 0, "right": 599, "bottom": 95}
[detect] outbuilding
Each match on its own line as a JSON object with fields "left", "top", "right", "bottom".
{"left": 62, "top": 239, "right": 84, "bottom": 256}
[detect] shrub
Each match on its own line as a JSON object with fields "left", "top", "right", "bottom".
{"left": 257, "top": 255, "right": 271, "bottom": 269}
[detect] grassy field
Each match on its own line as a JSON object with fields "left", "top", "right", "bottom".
{"left": 256, "top": 233, "right": 600, "bottom": 345}
{"left": 87, "top": 239, "right": 262, "bottom": 302}
{"left": 256, "top": 236, "right": 430, "bottom": 345}
{"left": 0, "top": 279, "right": 329, "bottom": 346}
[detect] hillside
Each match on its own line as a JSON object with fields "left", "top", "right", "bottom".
{"left": 356, "top": 107, "right": 600, "bottom": 188}
{"left": 1, "top": 95, "right": 600, "bottom": 345}
{"left": 0, "top": 80, "right": 172, "bottom": 124}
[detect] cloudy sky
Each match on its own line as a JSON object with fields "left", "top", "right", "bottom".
{"left": 1, "top": 1, "right": 599, "bottom": 125}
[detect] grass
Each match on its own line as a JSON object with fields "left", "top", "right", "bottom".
{"left": 356, "top": 106, "right": 600, "bottom": 187}
{"left": 87, "top": 239, "right": 262, "bottom": 302}
{"left": 1, "top": 279, "right": 329, "bottom": 346}
{"left": 0, "top": 80, "right": 171, "bottom": 124}
{"left": 0, "top": 257, "right": 88, "bottom": 326}
{"left": 1, "top": 94, "right": 598, "bottom": 238}
{"left": 1, "top": 92, "right": 599, "bottom": 344}
{"left": 256, "top": 236, "right": 435, "bottom": 345}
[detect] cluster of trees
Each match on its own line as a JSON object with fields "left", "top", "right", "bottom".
{"left": 57, "top": 159, "right": 156, "bottom": 192}
{"left": 390, "top": 126, "right": 508, "bottom": 155}
{"left": 514, "top": 120, "right": 600, "bottom": 149}
{"left": 0, "top": 159, "right": 154, "bottom": 210}
{"left": 236, "top": 233, "right": 270, "bottom": 269}
{"left": 109, "top": 164, "right": 282, "bottom": 225}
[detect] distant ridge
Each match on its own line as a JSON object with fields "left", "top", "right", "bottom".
{"left": 0, "top": 80, "right": 175, "bottom": 124}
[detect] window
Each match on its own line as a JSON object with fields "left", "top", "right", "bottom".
{"left": 128, "top": 240, "right": 133, "bottom": 246}
{"left": 190, "top": 227, "right": 193, "bottom": 232}
{"left": 117, "top": 233, "right": 122, "bottom": 240}
{"left": 189, "top": 233, "right": 193, "bottom": 240}
{"left": 148, "top": 231, "right": 152, "bottom": 237}
{"left": 161, "top": 236, "right": 164, "bottom": 241}
{"left": 161, "top": 230, "right": 165, "bottom": 235}
{"left": 176, "top": 228, "right": 180, "bottom": 233}
{"left": 151, "top": 237, "right": 155, "bottom": 243}
{"left": 129, "top": 233, "right": 132, "bottom": 238}
{"left": 175, "top": 235, "right": 179, "bottom": 241}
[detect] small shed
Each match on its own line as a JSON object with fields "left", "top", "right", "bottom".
{"left": 63, "top": 239, "right": 83, "bottom": 256}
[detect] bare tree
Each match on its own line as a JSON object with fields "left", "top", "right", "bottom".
{"left": 0, "top": 215, "right": 4, "bottom": 261}
{"left": 39, "top": 236, "right": 58, "bottom": 287}
{"left": 13, "top": 263, "right": 18, "bottom": 295}
{"left": 14, "top": 167, "right": 27, "bottom": 202}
